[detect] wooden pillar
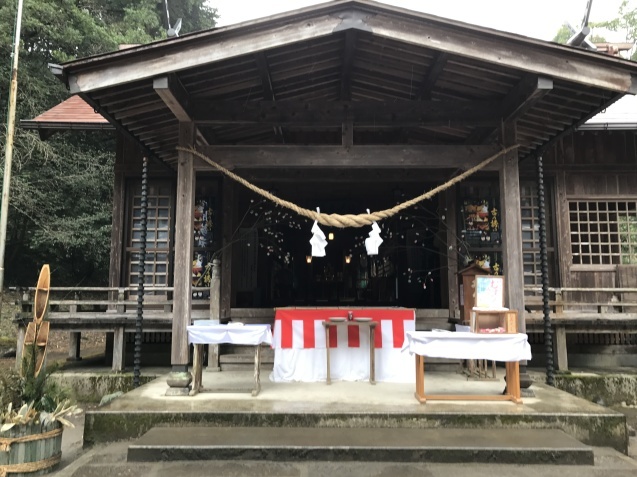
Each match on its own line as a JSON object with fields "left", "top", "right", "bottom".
{"left": 108, "top": 139, "right": 126, "bottom": 307}
{"left": 500, "top": 122, "right": 531, "bottom": 390}
{"left": 220, "top": 178, "right": 235, "bottom": 320}
{"left": 554, "top": 170, "right": 571, "bottom": 289}
{"left": 15, "top": 325, "right": 25, "bottom": 372}
{"left": 554, "top": 325, "right": 568, "bottom": 371}
{"left": 112, "top": 327, "right": 125, "bottom": 372}
{"left": 167, "top": 122, "right": 196, "bottom": 396}
{"left": 67, "top": 332, "right": 81, "bottom": 361}
{"left": 207, "top": 258, "right": 221, "bottom": 370}
{"left": 499, "top": 123, "right": 525, "bottom": 334}
{"left": 443, "top": 186, "right": 459, "bottom": 319}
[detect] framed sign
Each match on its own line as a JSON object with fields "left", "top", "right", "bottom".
{"left": 475, "top": 275, "right": 505, "bottom": 309}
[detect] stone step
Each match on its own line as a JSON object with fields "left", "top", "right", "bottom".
{"left": 127, "top": 427, "right": 593, "bottom": 465}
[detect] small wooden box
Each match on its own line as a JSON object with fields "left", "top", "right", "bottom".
{"left": 471, "top": 309, "right": 518, "bottom": 334}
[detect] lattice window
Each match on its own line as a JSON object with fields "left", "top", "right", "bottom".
{"left": 520, "top": 182, "right": 554, "bottom": 287}
{"left": 126, "top": 183, "right": 173, "bottom": 295}
{"left": 569, "top": 200, "right": 637, "bottom": 265}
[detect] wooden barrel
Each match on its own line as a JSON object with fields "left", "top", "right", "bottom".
{"left": 0, "top": 422, "right": 63, "bottom": 476}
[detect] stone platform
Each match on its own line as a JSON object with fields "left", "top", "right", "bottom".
{"left": 84, "top": 368, "right": 629, "bottom": 455}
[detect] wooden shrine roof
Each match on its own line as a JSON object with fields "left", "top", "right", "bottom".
{"left": 21, "top": 95, "right": 113, "bottom": 139}
{"left": 44, "top": 0, "right": 637, "bottom": 167}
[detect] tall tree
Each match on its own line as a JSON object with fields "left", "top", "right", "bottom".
{"left": 590, "top": 0, "right": 637, "bottom": 60}
{"left": 0, "top": 0, "right": 217, "bottom": 285}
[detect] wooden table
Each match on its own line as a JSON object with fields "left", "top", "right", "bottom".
{"left": 403, "top": 331, "right": 531, "bottom": 404}
{"left": 187, "top": 324, "right": 272, "bottom": 397}
{"left": 322, "top": 320, "right": 377, "bottom": 385}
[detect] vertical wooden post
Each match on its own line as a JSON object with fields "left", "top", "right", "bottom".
{"left": 500, "top": 122, "right": 532, "bottom": 390}
{"left": 108, "top": 139, "right": 126, "bottom": 309}
{"left": 220, "top": 178, "right": 235, "bottom": 321}
{"left": 112, "top": 327, "right": 126, "bottom": 372}
{"left": 67, "top": 332, "right": 81, "bottom": 361}
{"left": 207, "top": 258, "right": 221, "bottom": 370}
{"left": 554, "top": 325, "right": 568, "bottom": 371}
{"left": 15, "top": 326, "right": 25, "bottom": 372}
{"left": 499, "top": 123, "right": 525, "bottom": 334}
{"left": 167, "top": 122, "right": 196, "bottom": 396}
{"left": 116, "top": 288, "right": 125, "bottom": 313}
{"left": 554, "top": 170, "right": 571, "bottom": 291}
{"left": 444, "top": 186, "right": 459, "bottom": 319}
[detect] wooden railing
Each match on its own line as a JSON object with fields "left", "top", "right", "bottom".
{"left": 12, "top": 285, "right": 637, "bottom": 373}
{"left": 14, "top": 286, "right": 213, "bottom": 321}
{"left": 523, "top": 286, "right": 637, "bottom": 315}
{"left": 524, "top": 286, "right": 637, "bottom": 371}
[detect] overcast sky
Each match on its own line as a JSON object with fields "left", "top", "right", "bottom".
{"left": 209, "top": 0, "right": 630, "bottom": 42}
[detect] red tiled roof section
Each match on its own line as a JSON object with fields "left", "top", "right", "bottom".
{"left": 33, "top": 95, "right": 108, "bottom": 124}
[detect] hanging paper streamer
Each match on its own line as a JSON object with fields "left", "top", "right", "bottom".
{"left": 310, "top": 208, "right": 328, "bottom": 257}
{"left": 364, "top": 209, "right": 383, "bottom": 255}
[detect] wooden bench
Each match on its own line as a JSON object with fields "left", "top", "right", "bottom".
{"left": 525, "top": 314, "right": 637, "bottom": 371}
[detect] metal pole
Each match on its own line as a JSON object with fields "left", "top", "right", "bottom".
{"left": 537, "top": 154, "right": 554, "bottom": 386}
{"left": 133, "top": 157, "right": 149, "bottom": 387}
{"left": 0, "top": 0, "right": 25, "bottom": 296}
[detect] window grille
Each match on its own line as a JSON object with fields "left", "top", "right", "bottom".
{"left": 126, "top": 183, "right": 173, "bottom": 296}
{"left": 569, "top": 200, "right": 637, "bottom": 265}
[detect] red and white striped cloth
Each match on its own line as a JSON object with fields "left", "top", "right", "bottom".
{"left": 273, "top": 308, "right": 415, "bottom": 349}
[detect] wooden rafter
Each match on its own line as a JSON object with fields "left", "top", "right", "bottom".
{"left": 254, "top": 52, "right": 284, "bottom": 143}
{"left": 467, "top": 75, "right": 553, "bottom": 144}
{"left": 416, "top": 52, "right": 448, "bottom": 100}
{"left": 340, "top": 30, "right": 358, "bottom": 101}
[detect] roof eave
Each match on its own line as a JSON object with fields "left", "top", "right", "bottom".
{"left": 54, "top": 0, "right": 637, "bottom": 96}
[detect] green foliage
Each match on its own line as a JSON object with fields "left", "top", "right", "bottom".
{"left": 0, "top": 345, "right": 67, "bottom": 415}
{"left": 590, "top": 0, "right": 637, "bottom": 60}
{"left": 1, "top": 342, "right": 79, "bottom": 431}
{"left": 553, "top": 23, "right": 606, "bottom": 45}
{"left": 553, "top": 24, "right": 573, "bottom": 44}
{"left": 0, "top": 0, "right": 217, "bottom": 286}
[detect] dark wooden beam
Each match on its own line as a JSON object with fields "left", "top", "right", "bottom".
{"left": 217, "top": 168, "right": 465, "bottom": 183}
{"left": 340, "top": 30, "right": 357, "bottom": 101}
{"left": 191, "top": 99, "right": 500, "bottom": 126}
{"left": 153, "top": 75, "right": 210, "bottom": 145}
{"left": 153, "top": 75, "right": 191, "bottom": 121}
{"left": 195, "top": 144, "right": 502, "bottom": 170}
{"left": 254, "top": 53, "right": 275, "bottom": 101}
{"left": 401, "top": 51, "right": 449, "bottom": 143}
{"left": 501, "top": 76, "right": 553, "bottom": 123}
{"left": 466, "top": 76, "right": 553, "bottom": 144}
{"left": 254, "top": 52, "right": 284, "bottom": 143}
{"left": 417, "top": 52, "right": 448, "bottom": 100}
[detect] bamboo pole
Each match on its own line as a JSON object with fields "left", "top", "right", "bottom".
{"left": 0, "top": 0, "right": 25, "bottom": 297}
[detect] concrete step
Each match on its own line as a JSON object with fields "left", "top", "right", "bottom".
{"left": 127, "top": 427, "right": 593, "bottom": 465}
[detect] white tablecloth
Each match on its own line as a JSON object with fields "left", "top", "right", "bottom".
{"left": 402, "top": 331, "right": 532, "bottom": 362}
{"left": 187, "top": 324, "right": 272, "bottom": 346}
